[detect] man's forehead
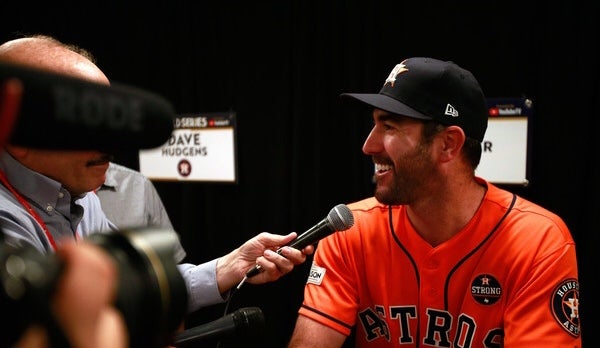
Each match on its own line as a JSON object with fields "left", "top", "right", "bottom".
{"left": 373, "top": 108, "right": 419, "bottom": 123}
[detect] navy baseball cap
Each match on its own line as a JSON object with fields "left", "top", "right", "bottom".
{"left": 341, "top": 57, "right": 488, "bottom": 142}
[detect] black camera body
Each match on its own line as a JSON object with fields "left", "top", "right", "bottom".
{"left": 0, "top": 227, "right": 188, "bottom": 348}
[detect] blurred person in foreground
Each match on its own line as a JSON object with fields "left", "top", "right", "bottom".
{"left": 1, "top": 71, "right": 126, "bottom": 348}
{"left": 288, "top": 57, "right": 581, "bottom": 347}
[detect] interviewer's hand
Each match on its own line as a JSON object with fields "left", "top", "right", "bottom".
{"left": 216, "top": 232, "right": 315, "bottom": 293}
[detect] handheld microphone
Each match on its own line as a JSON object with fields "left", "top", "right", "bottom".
{"left": 237, "top": 204, "right": 354, "bottom": 289}
{"left": 0, "top": 61, "right": 176, "bottom": 151}
{"left": 173, "top": 307, "right": 265, "bottom": 347}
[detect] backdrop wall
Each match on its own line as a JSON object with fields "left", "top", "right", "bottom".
{"left": 1, "top": 1, "right": 597, "bottom": 347}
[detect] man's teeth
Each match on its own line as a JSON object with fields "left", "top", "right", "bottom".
{"left": 375, "top": 163, "right": 392, "bottom": 172}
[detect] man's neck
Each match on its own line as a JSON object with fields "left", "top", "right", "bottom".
{"left": 406, "top": 179, "right": 487, "bottom": 247}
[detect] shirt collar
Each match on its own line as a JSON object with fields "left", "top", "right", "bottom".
{"left": 98, "top": 162, "right": 117, "bottom": 191}
{"left": 0, "top": 151, "right": 78, "bottom": 215}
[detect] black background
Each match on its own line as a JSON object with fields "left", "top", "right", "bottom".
{"left": 1, "top": 1, "right": 597, "bottom": 347}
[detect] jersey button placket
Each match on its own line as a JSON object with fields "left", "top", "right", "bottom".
{"left": 425, "top": 257, "right": 440, "bottom": 297}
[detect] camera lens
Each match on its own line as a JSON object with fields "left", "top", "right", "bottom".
{"left": 1, "top": 227, "right": 187, "bottom": 348}
{"left": 86, "top": 227, "right": 188, "bottom": 348}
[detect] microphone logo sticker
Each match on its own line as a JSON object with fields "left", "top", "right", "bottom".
{"left": 307, "top": 263, "right": 326, "bottom": 285}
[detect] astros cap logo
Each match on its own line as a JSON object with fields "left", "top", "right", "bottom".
{"left": 384, "top": 62, "right": 408, "bottom": 87}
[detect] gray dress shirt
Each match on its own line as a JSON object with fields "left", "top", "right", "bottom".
{"left": 96, "top": 162, "right": 186, "bottom": 261}
{"left": 0, "top": 151, "right": 224, "bottom": 312}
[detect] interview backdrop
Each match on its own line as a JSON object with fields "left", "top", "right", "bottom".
{"left": 1, "top": 1, "right": 597, "bottom": 347}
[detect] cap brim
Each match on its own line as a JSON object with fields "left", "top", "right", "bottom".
{"left": 340, "top": 93, "right": 432, "bottom": 121}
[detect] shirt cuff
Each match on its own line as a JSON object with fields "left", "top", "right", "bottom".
{"left": 177, "top": 258, "right": 226, "bottom": 313}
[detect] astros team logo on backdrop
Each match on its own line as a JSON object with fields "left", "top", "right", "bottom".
{"left": 177, "top": 159, "right": 191, "bottom": 177}
{"left": 551, "top": 278, "right": 580, "bottom": 337}
{"left": 471, "top": 274, "right": 502, "bottom": 305}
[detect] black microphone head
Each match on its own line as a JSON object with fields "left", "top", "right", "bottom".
{"left": 327, "top": 204, "right": 354, "bottom": 231}
{"left": 232, "top": 307, "right": 265, "bottom": 338}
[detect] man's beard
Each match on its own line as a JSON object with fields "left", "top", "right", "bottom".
{"left": 374, "top": 143, "right": 435, "bottom": 205}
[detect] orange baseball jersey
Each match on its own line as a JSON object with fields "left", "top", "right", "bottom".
{"left": 299, "top": 180, "right": 581, "bottom": 347}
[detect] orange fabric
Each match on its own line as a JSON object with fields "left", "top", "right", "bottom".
{"left": 299, "top": 180, "right": 581, "bottom": 347}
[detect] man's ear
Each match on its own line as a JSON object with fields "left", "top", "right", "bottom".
{"left": 437, "top": 125, "right": 466, "bottom": 163}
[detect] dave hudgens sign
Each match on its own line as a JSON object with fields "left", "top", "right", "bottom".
{"left": 139, "top": 112, "right": 238, "bottom": 183}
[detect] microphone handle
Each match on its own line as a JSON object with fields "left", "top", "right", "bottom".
{"left": 245, "top": 219, "right": 332, "bottom": 278}
{"left": 174, "top": 319, "right": 233, "bottom": 346}
{"left": 287, "top": 219, "right": 331, "bottom": 249}
{"left": 173, "top": 307, "right": 264, "bottom": 346}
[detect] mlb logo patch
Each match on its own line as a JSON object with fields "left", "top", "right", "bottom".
{"left": 307, "top": 264, "right": 326, "bottom": 285}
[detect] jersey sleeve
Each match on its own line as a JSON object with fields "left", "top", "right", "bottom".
{"left": 299, "top": 216, "right": 364, "bottom": 336}
{"left": 501, "top": 204, "right": 581, "bottom": 346}
{"left": 504, "top": 242, "right": 580, "bottom": 346}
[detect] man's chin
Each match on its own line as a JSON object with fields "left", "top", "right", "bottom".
{"left": 374, "top": 186, "right": 403, "bottom": 206}
{"left": 374, "top": 191, "right": 392, "bottom": 205}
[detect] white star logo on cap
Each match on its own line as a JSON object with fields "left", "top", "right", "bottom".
{"left": 385, "top": 62, "right": 409, "bottom": 87}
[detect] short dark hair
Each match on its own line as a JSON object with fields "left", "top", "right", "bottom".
{"left": 422, "top": 121, "right": 482, "bottom": 169}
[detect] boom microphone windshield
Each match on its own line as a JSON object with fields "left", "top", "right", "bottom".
{"left": 0, "top": 61, "right": 176, "bottom": 151}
